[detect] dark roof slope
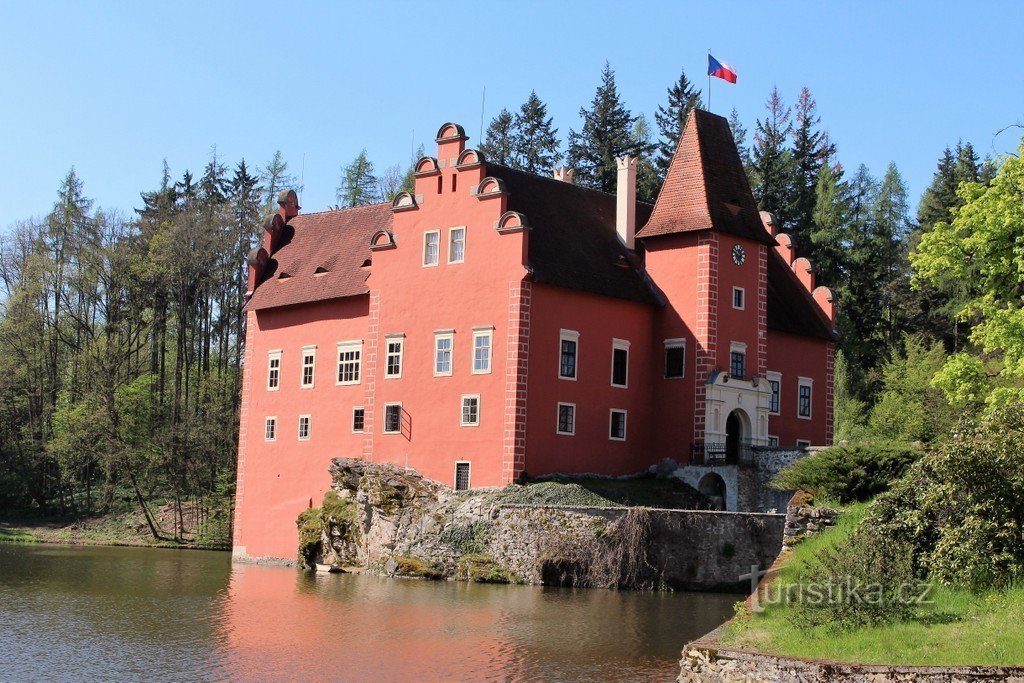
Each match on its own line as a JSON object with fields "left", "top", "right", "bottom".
{"left": 637, "top": 109, "right": 774, "bottom": 246}
{"left": 246, "top": 203, "right": 391, "bottom": 311}
{"left": 766, "top": 249, "right": 837, "bottom": 341}
{"left": 490, "top": 164, "right": 659, "bottom": 305}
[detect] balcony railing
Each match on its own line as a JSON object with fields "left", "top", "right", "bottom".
{"left": 689, "top": 439, "right": 757, "bottom": 466}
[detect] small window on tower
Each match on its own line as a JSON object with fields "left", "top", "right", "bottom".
{"left": 664, "top": 339, "right": 686, "bottom": 379}
{"left": 730, "top": 351, "right": 745, "bottom": 379}
{"left": 732, "top": 287, "right": 745, "bottom": 310}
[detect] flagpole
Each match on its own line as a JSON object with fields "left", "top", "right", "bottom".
{"left": 707, "top": 48, "right": 712, "bottom": 112}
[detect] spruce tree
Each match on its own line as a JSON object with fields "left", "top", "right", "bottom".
{"left": 751, "top": 87, "right": 795, "bottom": 230}
{"left": 632, "top": 115, "right": 660, "bottom": 203}
{"left": 337, "top": 150, "right": 378, "bottom": 207}
{"left": 872, "top": 163, "right": 911, "bottom": 348}
{"left": 915, "top": 147, "right": 958, "bottom": 230}
{"left": 728, "top": 107, "right": 753, "bottom": 180}
{"left": 259, "top": 151, "right": 300, "bottom": 218}
{"left": 480, "top": 109, "right": 515, "bottom": 166}
{"left": 790, "top": 87, "right": 835, "bottom": 254}
{"left": 512, "top": 91, "right": 561, "bottom": 174}
{"left": 809, "top": 162, "right": 848, "bottom": 290}
{"left": 567, "top": 62, "right": 644, "bottom": 192}
{"left": 653, "top": 68, "right": 702, "bottom": 178}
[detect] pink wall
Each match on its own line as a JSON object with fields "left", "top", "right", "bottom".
{"left": 766, "top": 330, "right": 831, "bottom": 446}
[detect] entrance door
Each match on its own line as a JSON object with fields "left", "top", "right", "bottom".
{"left": 725, "top": 411, "right": 742, "bottom": 463}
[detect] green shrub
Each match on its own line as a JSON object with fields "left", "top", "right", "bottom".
{"left": 772, "top": 441, "right": 920, "bottom": 503}
{"left": 393, "top": 556, "right": 444, "bottom": 580}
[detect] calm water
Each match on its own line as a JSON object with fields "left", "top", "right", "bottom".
{"left": 0, "top": 543, "right": 735, "bottom": 682}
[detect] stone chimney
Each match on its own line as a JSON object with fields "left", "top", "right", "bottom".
{"left": 553, "top": 166, "right": 575, "bottom": 184}
{"left": 615, "top": 156, "right": 637, "bottom": 250}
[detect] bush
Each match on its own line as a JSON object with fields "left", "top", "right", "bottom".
{"left": 772, "top": 441, "right": 920, "bottom": 503}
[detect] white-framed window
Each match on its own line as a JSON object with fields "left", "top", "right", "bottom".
{"left": 796, "top": 439, "right": 812, "bottom": 449}
{"left": 729, "top": 341, "right": 747, "bottom": 380}
{"left": 385, "top": 335, "right": 404, "bottom": 379}
{"left": 732, "top": 286, "right": 745, "bottom": 310}
{"left": 267, "top": 350, "right": 282, "bottom": 391}
{"left": 611, "top": 338, "right": 630, "bottom": 388}
{"left": 454, "top": 461, "right": 471, "bottom": 491}
{"left": 434, "top": 331, "right": 454, "bottom": 377}
{"left": 461, "top": 394, "right": 480, "bottom": 427}
{"left": 556, "top": 402, "right": 576, "bottom": 435}
{"left": 609, "top": 409, "right": 627, "bottom": 441}
{"left": 300, "top": 345, "right": 316, "bottom": 388}
{"left": 472, "top": 328, "right": 492, "bottom": 374}
{"left": 298, "top": 414, "right": 311, "bottom": 441}
{"left": 798, "top": 377, "right": 813, "bottom": 419}
{"left": 766, "top": 371, "right": 782, "bottom": 415}
{"left": 336, "top": 341, "right": 362, "bottom": 385}
{"left": 423, "top": 230, "right": 440, "bottom": 267}
{"left": 264, "top": 416, "right": 277, "bottom": 442}
{"left": 768, "top": 435, "right": 780, "bottom": 447}
{"left": 559, "top": 329, "right": 579, "bottom": 380}
{"left": 448, "top": 226, "right": 466, "bottom": 263}
{"left": 352, "top": 407, "right": 365, "bottom": 433}
{"left": 664, "top": 338, "right": 686, "bottom": 379}
{"left": 383, "top": 402, "right": 403, "bottom": 434}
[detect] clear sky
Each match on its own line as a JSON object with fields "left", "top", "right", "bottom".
{"left": 2, "top": 1, "right": 1022, "bottom": 224}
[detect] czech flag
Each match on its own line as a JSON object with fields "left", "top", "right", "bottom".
{"left": 708, "top": 55, "right": 737, "bottom": 84}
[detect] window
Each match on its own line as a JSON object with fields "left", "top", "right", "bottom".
{"left": 298, "top": 415, "right": 311, "bottom": 441}
{"left": 448, "top": 226, "right": 466, "bottom": 263}
{"left": 434, "top": 332, "right": 453, "bottom": 376}
{"left": 383, "top": 403, "right": 403, "bottom": 434}
{"left": 352, "top": 407, "right": 365, "bottom": 433}
{"left": 337, "top": 341, "right": 362, "bottom": 385}
{"left": 768, "top": 435, "right": 780, "bottom": 447}
{"left": 767, "top": 371, "right": 781, "bottom": 415}
{"left": 385, "top": 336, "right": 404, "bottom": 378}
{"left": 423, "top": 230, "right": 440, "bottom": 266}
{"left": 267, "top": 351, "right": 282, "bottom": 391}
{"left": 611, "top": 339, "right": 630, "bottom": 388}
{"left": 730, "top": 351, "right": 746, "bottom": 379}
{"left": 664, "top": 338, "right": 686, "bottom": 379}
{"left": 300, "top": 346, "right": 316, "bottom": 388}
{"left": 472, "top": 329, "right": 492, "bottom": 374}
{"left": 559, "top": 329, "right": 579, "bottom": 380}
{"left": 796, "top": 439, "right": 812, "bottom": 449}
{"left": 264, "top": 417, "right": 277, "bottom": 442}
{"left": 732, "top": 287, "right": 745, "bottom": 310}
{"left": 556, "top": 402, "right": 576, "bottom": 435}
{"left": 798, "top": 378, "right": 813, "bottom": 419}
{"left": 454, "top": 462, "right": 471, "bottom": 491}
{"left": 461, "top": 395, "right": 480, "bottom": 426}
{"left": 609, "top": 409, "right": 627, "bottom": 441}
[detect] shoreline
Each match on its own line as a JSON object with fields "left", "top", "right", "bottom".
{"left": 0, "top": 513, "right": 231, "bottom": 553}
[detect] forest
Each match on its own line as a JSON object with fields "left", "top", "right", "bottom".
{"left": 1, "top": 61, "right": 1020, "bottom": 542}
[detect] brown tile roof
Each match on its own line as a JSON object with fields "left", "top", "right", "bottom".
{"left": 490, "top": 164, "right": 659, "bottom": 305}
{"left": 245, "top": 203, "right": 391, "bottom": 311}
{"left": 766, "top": 250, "right": 837, "bottom": 341}
{"left": 636, "top": 109, "right": 774, "bottom": 246}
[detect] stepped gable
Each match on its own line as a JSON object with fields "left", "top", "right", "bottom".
{"left": 489, "top": 164, "right": 658, "bottom": 306}
{"left": 246, "top": 203, "right": 392, "bottom": 311}
{"left": 636, "top": 108, "right": 774, "bottom": 246}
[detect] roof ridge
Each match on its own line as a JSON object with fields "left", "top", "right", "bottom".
{"left": 296, "top": 202, "right": 390, "bottom": 219}
{"left": 488, "top": 162, "right": 654, "bottom": 207}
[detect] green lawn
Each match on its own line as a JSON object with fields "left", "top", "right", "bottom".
{"left": 720, "top": 503, "right": 1024, "bottom": 666}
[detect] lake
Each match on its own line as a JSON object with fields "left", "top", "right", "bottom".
{"left": 0, "top": 543, "right": 735, "bottom": 682}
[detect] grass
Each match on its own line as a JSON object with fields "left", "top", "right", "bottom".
{"left": 720, "top": 503, "right": 1024, "bottom": 666}
{"left": 490, "top": 474, "right": 709, "bottom": 510}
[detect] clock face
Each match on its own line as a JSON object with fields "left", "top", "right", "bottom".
{"left": 732, "top": 244, "right": 745, "bottom": 265}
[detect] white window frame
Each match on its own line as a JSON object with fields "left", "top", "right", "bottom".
{"left": 471, "top": 327, "right": 493, "bottom": 375}
{"left": 448, "top": 226, "right": 466, "bottom": 264}
{"left": 434, "top": 331, "right": 454, "bottom": 377}
{"left": 300, "top": 345, "right": 317, "bottom": 388}
{"left": 298, "top": 414, "right": 311, "bottom": 441}
{"left": 732, "top": 286, "right": 745, "bottom": 310}
{"left": 664, "top": 338, "right": 686, "bottom": 379}
{"left": 423, "top": 230, "right": 440, "bottom": 267}
{"left": 352, "top": 406, "right": 365, "bottom": 433}
{"left": 267, "top": 350, "right": 282, "bottom": 391}
{"left": 798, "top": 377, "right": 813, "bottom": 420}
{"left": 336, "top": 340, "right": 362, "bottom": 386}
{"left": 264, "top": 416, "right": 277, "bottom": 442}
{"left": 556, "top": 402, "right": 576, "bottom": 436}
{"left": 796, "top": 439, "right": 812, "bottom": 449}
{"left": 558, "top": 329, "right": 580, "bottom": 381}
{"left": 385, "top": 335, "right": 404, "bottom": 379}
{"left": 768, "top": 435, "right": 780, "bottom": 447}
{"left": 610, "top": 338, "right": 630, "bottom": 388}
{"left": 460, "top": 394, "right": 480, "bottom": 427}
{"left": 383, "top": 402, "right": 403, "bottom": 434}
{"left": 766, "top": 370, "right": 782, "bottom": 416}
{"left": 609, "top": 408, "right": 627, "bottom": 441}
{"left": 454, "top": 461, "right": 472, "bottom": 491}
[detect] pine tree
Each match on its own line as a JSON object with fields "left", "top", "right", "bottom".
{"left": 512, "top": 91, "right": 561, "bottom": 174}
{"left": 567, "top": 62, "right": 644, "bottom": 192}
{"left": 916, "top": 147, "right": 958, "bottom": 230}
{"left": 751, "top": 87, "right": 795, "bottom": 230}
{"left": 632, "top": 115, "right": 660, "bottom": 203}
{"left": 728, "top": 108, "right": 753, "bottom": 179}
{"left": 809, "top": 162, "right": 848, "bottom": 290}
{"left": 790, "top": 87, "right": 836, "bottom": 254}
{"left": 259, "top": 151, "right": 300, "bottom": 218}
{"left": 480, "top": 109, "right": 515, "bottom": 166}
{"left": 653, "top": 68, "right": 702, "bottom": 178}
{"left": 872, "top": 163, "right": 911, "bottom": 348}
{"left": 337, "top": 150, "right": 378, "bottom": 207}
{"left": 399, "top": 144, "right": 425, "bottom": 195}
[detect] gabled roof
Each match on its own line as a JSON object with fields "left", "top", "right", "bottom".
{"left": 766, "top": 250, "right": 837, "bottom": 341}
{"left": 489, "top": 164, "right": 659, "bottom": 306}
{"left": 636, "top": 109, "right": 774, "bottom": 246}
{"left": 245, "top": 203, "right": 391, "bottom": 311}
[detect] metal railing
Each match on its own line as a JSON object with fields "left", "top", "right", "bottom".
{"left": 689, "top": 439, "right": 756, "bottom": 466}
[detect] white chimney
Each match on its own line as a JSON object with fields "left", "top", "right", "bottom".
{"left": 553, "top": 166, "right": 575, "bottom": 184}
{"left": 616, "top": 156, "right": 637, "bottom": 249}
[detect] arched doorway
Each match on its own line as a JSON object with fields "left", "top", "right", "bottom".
{"left": 725, "top": 409, "right": 747, "bottom": 463}
{"left": 698, "top": 472, "right": 727, "bottom": 510}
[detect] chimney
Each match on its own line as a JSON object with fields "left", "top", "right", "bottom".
{"left": 553, "top": 166, "right": 575, "bottom": 184}
{"left": 759, "top": 210, "right": 776, "bottom": 236}
{"left": 792, "top": 257, "right": 815, "bottom": 292}
{"left": 615, "top": 156, "right": 637, "bottom": 250}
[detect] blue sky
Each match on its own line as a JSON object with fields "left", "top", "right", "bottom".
{"left": 2, "top": 1, "right": 1022, "bottom": 223}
